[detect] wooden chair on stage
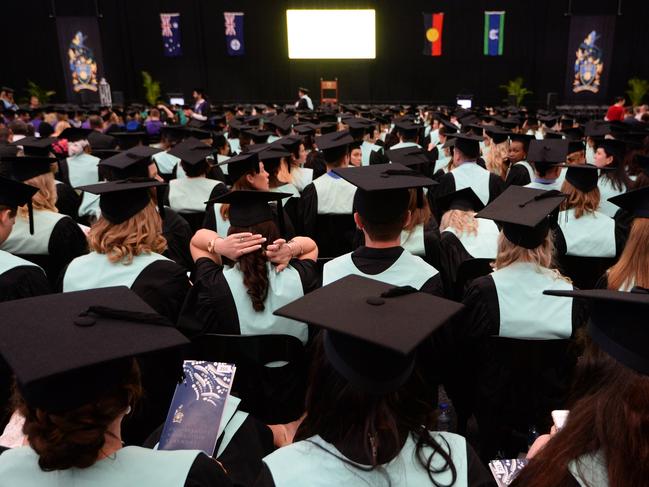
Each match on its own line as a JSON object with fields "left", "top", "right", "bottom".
{"left": 320, "top": 78, "right": 339, "bottom": 105}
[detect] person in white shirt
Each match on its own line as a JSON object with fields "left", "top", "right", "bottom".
{"left": 295, "top": 87, "right": 314, "bottom": 111}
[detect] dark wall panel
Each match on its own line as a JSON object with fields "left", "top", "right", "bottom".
{"left": 5, "top": 0, "right": 649, "bottom": 106}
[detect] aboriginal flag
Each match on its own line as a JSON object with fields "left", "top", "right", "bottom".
{"left": 423, "top": 13, "right": 444, "bottom": 56}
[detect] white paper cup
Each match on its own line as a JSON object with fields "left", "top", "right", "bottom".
{"left": 551, "top": 410, "right": 569, "bottom": 430}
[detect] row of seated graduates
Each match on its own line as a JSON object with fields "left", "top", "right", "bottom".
{"left": 1, "top": 101, "right": 647, "bottom": 471}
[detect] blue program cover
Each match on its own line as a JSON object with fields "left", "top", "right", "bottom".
{"left": 158, "top": 361, "right": 236, "bottom": 456}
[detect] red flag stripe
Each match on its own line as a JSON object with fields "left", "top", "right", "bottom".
{"left": 432, "top": 13, "right": 444, "bottom": 56}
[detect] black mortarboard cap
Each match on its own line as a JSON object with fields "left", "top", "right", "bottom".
{"left": 477, "top": 186, "right": 566, "bottom": 249}
{"left": 208, "top": 190, "right": 290, "bottom": 233}
{"left": 608, "top": 186, "right": 649, "bottom": 218}
{"left": 273, "top": 274, "right": 464, "bottom": 393}
{"left": 543, "top": 288, "right": 649, "bottom": 375}
{"left": 167, "top": 137, "right": 214, "bottom": 165}
{"left": 584, "top": 121, "right": 610, "bottom": 138}
{"left": 385, "top": 146, "right": 430, "bottom": 167}
{"left": 293, "top": 123, "right": 317, "bottom": 136}
{"left": 528, "top": 139, "right": 569, "bottom": 164}
{"left": 0, "top": 286, "right": 188, "bottom": 411}
{"left": 315, "top": 131, "right": 354, "bottom": 163}
{"left": 10, "top": 136, "right": 55, "bottom": 157}
{"left": 92, "top": 149, "right": 122, "bottom": 161}
{"left": 77, "top": 178, "right": 166, "bottom": 224}
{"left": 538, "top": 115, "right": 558, "bottom": 126}
{"left": 564, "top": 164, "right": 600, "bottom": 192}
{"left": 436, "top": 187, "right": 485, "bottom": 215}
{"left": 334, "top": 163, "right": 434, "bottom": 223}
{"left": 217, "top": 151, "right": 260, "bottom": 183}
{"left": 394, "top": 120, "right": 422, "bottom": 138}
{"left": 562, "top": 127, "right": 585, "bottom": 141}
{"left": 250, "top": 143, "right": 291, "bottom": 162}
{"left": 485, "top": 127, "right": 511, "bottom": 144}
{"left": 453, "top": 133, "right": 483, "bottom": 159}
{"left": 3, "top": 155, "right": 55, "bottom": 182}
{"left": 58, "top": 127, "right": 92, "bottom": 142}
{"left": 0, "top": 176, "right": 38, "bottom": 234}
{"left": 510, "top": 133, "right": 534, "bottom": 148}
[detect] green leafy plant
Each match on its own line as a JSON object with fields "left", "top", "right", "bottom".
{"left": 25, "top": 80, "right": 56, "bottom": 103}
{"left": 626, "top": 77, "right": 649, "bottom": 107}
{"left": 141, "top": 71, "right": 162, "bottom": 106}
{"left": 499, "top": 77, "right": 533, "bottom": 106}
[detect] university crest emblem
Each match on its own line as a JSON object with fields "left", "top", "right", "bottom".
{"left": 573, "top": 30, "right": 603, "bottom": 94}
{"left": 68, "top": 31, "right": 98, "bottom": 93}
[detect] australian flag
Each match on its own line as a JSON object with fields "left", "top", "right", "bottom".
{"left": 224, "top": 12, "right": 245, "bottom": 56}
{"left": 161, "top": 13, "right": 182, "bottom": 57}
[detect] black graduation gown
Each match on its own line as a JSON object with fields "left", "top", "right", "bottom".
{"left": 163, "top": 207, "right": 195, "bottom": 273}
{"left": 178, "top": 258, "right": 320, "bottom": 424}
{"left": 55, "top": 182, "right": 81, "bottom": 220}
{"left": 0, "top": 259, "right": 51, "bottom": 429}
{"left": 504, "top": 163, "right": 531, "bottom": 187}
{"left": 144, "top": 412, "right": 275, "bottom": 487}
{"left": 8, "top": 216, "right": 88, "bottom": 287}
{"left": 253, "top": 441, "right": 495, "bottom": 487}
{"left": 298, "top": 182, "right": 356, "bottom": 258}
{"left": 0, "top": 264, "right": 50, "bottom": 302}
{"left": 452, "top": 275, "right": 588, "bottom": 459}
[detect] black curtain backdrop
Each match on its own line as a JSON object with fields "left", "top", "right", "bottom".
{"left": 5, "top": 0, "right": 649, "bottom": 107}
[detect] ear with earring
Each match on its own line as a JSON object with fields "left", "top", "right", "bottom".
{"left": 125, "top": 405, "right": 132, "bottom": 415}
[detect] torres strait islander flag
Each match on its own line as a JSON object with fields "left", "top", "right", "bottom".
{"left": 423, "top": 13, "right": 444, "bottom": 56}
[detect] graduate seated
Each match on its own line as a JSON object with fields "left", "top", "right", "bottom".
{"left": 512, "top": 289, "right": 649, "bottom": 487}
{"left": 0, "top": 287, "right": 231, "bottom": 487}
{"left": 524, "top": 139, "right": 569, "bottom": 192}
{"left": 256, "top": 275, "right": 494, "bottom": 487}
{"left": 0, "top": 156, "right": 87, "bottom": 287}
{"left": 275, "top": 134, "right": 313, "bottom": 193}
{"left": 438, "top": 188, "right": 499, "bottom": 298}
{"left": 98, "top": 146, "right": 195, "bottom": 272}
{"left": 0, "top": 177, "right": 50, "bottom": 302}
{"left": 593, "top": 138, "right": 630, "bottom": 218}
{"left": 431, "top": 133, "right": 505, "bottom": 217}
{"left": 299, "top": 131, "right": 359, "bottom": 258}
{"left": 56, "top": 127, "right": 100, "bottom": 188}
{"left": 391, "top": 120, "right": 424, "bottom": 150}
{"left": 599, "top": 186, "right": 649, "bottom": 291}
{"left": 555, "top": 165, "right": 626, "bottom": 288}
{"left": 323, "top": 163, "right": 443, "bottom": 296}
{"left": 181, "top": 190, "right": 318, "bottom": 423}
{"left": 167, "top": 137, "right": 227, "bottom": 232}
{"left": 458, "top": 186, "right": 586, "bottom": 460}
{"left": 504, "top": 134, "right": 534, "bottom": 187}
{"left": 207, "top": 151, "right": 295, "bottom": 241}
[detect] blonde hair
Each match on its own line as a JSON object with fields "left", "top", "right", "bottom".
{"left": 18, "top": 171, "right": 58, "bottom": 218}
{"left": 403, "top": 188, "right": 432, "bottom": 232}
{"left": 440, "top": 209, "right": 478, "bottom": 236}
{"left": 53, "top": 121, "right": 71, "bottom": 137}
{"left": 87, "top": 201, "right": 167, "bottom": 264}
{"left": 560, "top": 180, "right": 600, "bottom": 218}
{"left": 494, "top": 230, "right": 556, "bottom": 271}
{"left": 485, "top": 141, "right": 509, "bottom": 178}
{"left": 607, "top": 218, "right": 649, "bottom": 290}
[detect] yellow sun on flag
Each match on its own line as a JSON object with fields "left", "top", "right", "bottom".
{"left": 426, "top": 28, "right": 439, "bottom": 43}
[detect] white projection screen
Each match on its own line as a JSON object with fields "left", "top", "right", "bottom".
{"left": 286, "top": 9, "right": 376, "bottom": 59}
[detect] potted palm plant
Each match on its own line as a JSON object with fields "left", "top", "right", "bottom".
{"left": 499, "top": 77, "right": 533, "bottom": 107}
{"left": 626, "top": 78, "right": 649, "bottom": 107}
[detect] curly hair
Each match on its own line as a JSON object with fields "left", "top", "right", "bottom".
{"left": 18, "top": 171, "right": 59, "bottom": 218}
{"left": 87, "top": 200, "right": 167, "bottom": 264}
{"left": 229, "top": 220, "right": 281, "bottom": 312}
{"left": 15, "top": 359, "right": 142, "bottom": 471}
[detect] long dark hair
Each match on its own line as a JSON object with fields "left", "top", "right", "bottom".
{"left": 228, "top": 219, "right": 280, "bottom": 311}
{"left": 511, "top": 337, "right": 649, "bottom": 487}
{"left": 295, "top": 334, "right": 458, "bottom": 486}
{"left": 600, "top": 152, "right": 631, "bottom": 192}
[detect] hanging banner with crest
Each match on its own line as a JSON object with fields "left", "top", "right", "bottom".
{"left": 56, "top": 16, "right": 105, "bottom": 102}
{"left": 564, "top": 16, "right": 615, "bottom": 102}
